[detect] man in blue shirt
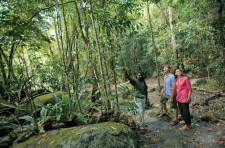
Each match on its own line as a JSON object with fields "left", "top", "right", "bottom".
{"left": 160, "top": 65, "right": 179, "bottom": 126}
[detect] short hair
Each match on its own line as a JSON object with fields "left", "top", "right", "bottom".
{"left": 164, "top": 65, "right": 171, "bottom": 70}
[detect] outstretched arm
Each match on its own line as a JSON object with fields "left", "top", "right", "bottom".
{"left": 123, "top": 68, "right": 132, "bottom": 81}
{"left": 122, "top": 68, "right": 135, "bottom": 85}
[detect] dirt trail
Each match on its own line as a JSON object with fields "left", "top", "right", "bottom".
{"left": 124, "top": 78, "right": 225, "bottom": 148}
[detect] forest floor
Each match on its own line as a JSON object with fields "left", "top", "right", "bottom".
{"left": 120, "top": 78, "right": 225, "bottom": 148}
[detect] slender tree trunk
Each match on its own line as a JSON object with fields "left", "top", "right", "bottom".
{"left": 22, "top": 47, "right": 29, "bottom": 77}
{"left": 89, "top": 0, "right": 109, "bottom": 110}
{"left": 168, "top": 6, "right": 179, "bottom": 69}
{"left": 75, "top": 35, "right": 82, "bottom": 113}
{"left": 61, "top": 0, "right": 71, "bottom": 97}
{"left": 7, "top": 43, "right": 18, "bottom": 102}
{"left": 8, "top": 43, "right": 18, "bottom": 81}
{"left": 75, "top": 0, "right": 98, "bottom": 86}
{"left": 107, "top": 32, "right": 119, "bottom": 107}
{"left": 216, "top": 0, "right": 225, "bottom": 76}
{"left": 0, "top": 48, "right": 6, "bottom": 99}
{"left": 74, "top": 1, "right": 89, "bottom": 51}
{"left": 147, "top": 0, "right": 161, "bottom": 93}
{"left": 0, "top": 47, "right": 7, "bottom": 87}
{"left": 102, "top": 47, "right": 111, "bottom": 95}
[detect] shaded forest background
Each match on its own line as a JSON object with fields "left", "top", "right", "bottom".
{"left": 0, "top": 0, "right": 224, "bottom": 145}
{"left": 1, "top": 0, "right": 224, "bottom": 101}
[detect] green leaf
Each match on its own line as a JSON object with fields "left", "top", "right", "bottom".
{"left": 0, "top": 124, "right": 19, "bottom": 130}
{"left": 76, "top": 113, "right": 88, "bottom": 124}
{"left": 54, "top": 95, "right": 62, "bottom": 103}
{"left": 56, "top": 114, "right": 61, "bottom": 121}
{"left": 19, "top": 116, "right": 34, "bottom": 123}
{"left": 78, "top": 80, "right": 86, "bottom": 100}
{"left": 40, "top": 107, "right": 48, "bottom": 120}
{"left": 13, "top": 131, "right": 30, "bottom": 145}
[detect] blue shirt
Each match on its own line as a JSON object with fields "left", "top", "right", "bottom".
{"left": 164, "top": 73, "right": 176, "bottom": 96}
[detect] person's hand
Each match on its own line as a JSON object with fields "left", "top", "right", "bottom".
{"left": 187, "top": 98, "right": 190, "bottom": 103}
{"left": 160, "top": 92, "right": 163, "bottom": 97}
{"left": 122, "top": 68, "right": 127, "bottom": 73}
{"left": 170, "top": 98, "right": 173, "bottom": 102}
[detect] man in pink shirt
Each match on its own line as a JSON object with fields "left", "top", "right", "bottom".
{"left": 175, "top": 69, "right": 192, "bottom": 130}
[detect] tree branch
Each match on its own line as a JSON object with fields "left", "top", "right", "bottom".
{"left": 30, "top": 1, "right": 76, "bottom": 21}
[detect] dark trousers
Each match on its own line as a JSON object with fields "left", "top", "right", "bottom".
{"left": 178, "top": 102, "right": 191, "bottom": 125}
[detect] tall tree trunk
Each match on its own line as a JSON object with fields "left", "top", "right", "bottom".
{"left": 168, "top": 6, "right": 179, "bottom": 69}
{"left": 0, "top": 46, "right": 17, "bottom": 82}
{"left": 74, "top": 1, "right": 89, "bottom": 52}
{"left": 8, "top": 43, "right": 18, "bottom": 81}
{"left": 89, "top": 0, "right": 109, "bottom": 111}
{"left": 0, "top": 47, "right": 7, "bottom": 87}
{"left": 74, "top": 35, "right": 82, "bottom": 113}
{"left": 7, "top": 43, "right": 18, "bottom": 102}
{"left": 61, "top": 0, "right": 71, "bottom": 97}
{"left": 102, "top": 47, "right": 111, "bottom": 96}
{"left": 147, "top": 0, "right": 161, "bottom": 93}
{"left": 107, "top": 32, "right": 119, "bottom": 107}
{"left": 55, "top": 0, "right": 67, "bottom": 93}
{"left": 216, "top": 0, "right": 225, "bottom": 76}
{"left": 0, "top": 47, "right": 6, "bottom": 99}
{"left": 74, "top": 0, "right": 99, "bottom": 85}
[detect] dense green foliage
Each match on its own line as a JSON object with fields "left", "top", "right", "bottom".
{"left": 0, "top": 0, "right": 224, "bottom": 99}
{"left": 0, "top": 0, "right": 224, "bottom": 145}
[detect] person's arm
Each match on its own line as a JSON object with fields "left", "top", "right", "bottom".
{"left": 187, "top": 91, "right": 191, "bottom": 102}
{"left": 185, "top": 78, "right": 192, "bottom": 102}
{"left": 160, "top": 88, "right": 164, "bottom": 97}
{"left": 170, "top": 76, "right": 176, "bottom": 102}
{"left": 170, "top": 85, "right": 176, "bottom": 102}
{"left": 122, "top": 68, "right": 135, "bottom": 85}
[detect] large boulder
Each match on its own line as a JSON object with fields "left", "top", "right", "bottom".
{"left": 14, "top": 122, "right": 140, "bottom": 148}
{"left": 15, "top": 91, "right": 67, "bottom": 116}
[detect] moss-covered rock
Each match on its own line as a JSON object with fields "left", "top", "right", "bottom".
{"left": 14, "top": 122, "right": 140, "bottom": 148}
{"left": 15, "top": 91, "right": 67, "bottom": 115}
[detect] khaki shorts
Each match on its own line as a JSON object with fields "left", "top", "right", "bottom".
{"left": 160, "top": 94, "right": 178, "bottom": 109}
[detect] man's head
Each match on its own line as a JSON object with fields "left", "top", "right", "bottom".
{"left": 164, "top": 65, "right": 171, "bottom": 73}
{"left": 137, "top": 72, "right": 142, "bottom": 80}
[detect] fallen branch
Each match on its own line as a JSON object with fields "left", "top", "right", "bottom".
{"left": 0, "top": 103, "right": 27, "bottom": 111}
{"left": 193, "top": 87, "right": 223, "bottom": 94}
{"left": 193, "top": 93, "right": 221, "bottom": 106}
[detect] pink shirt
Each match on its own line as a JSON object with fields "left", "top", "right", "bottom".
{"left": 176, "top": 76, "right": 192, "bottom": 103}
